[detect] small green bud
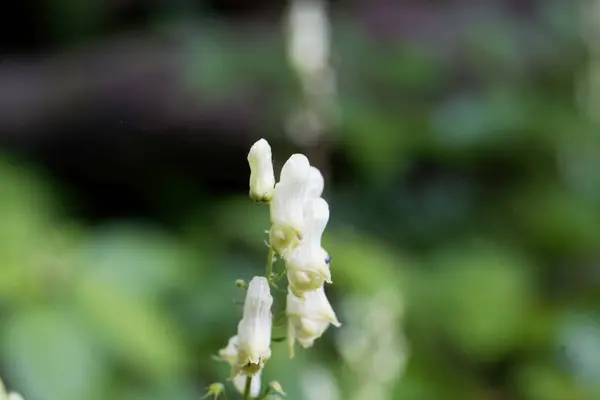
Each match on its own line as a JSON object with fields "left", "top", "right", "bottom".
{"left": 235, "top": 279, "right": 246, "bottom": 289}
{"left": 202, "top": 382, "right": 225, "bottom": 399}
{"left": 269, "top": 381, "right": 286, "bottom": 396}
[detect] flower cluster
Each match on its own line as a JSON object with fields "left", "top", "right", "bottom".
{"left": 215, "top": 138, "right": 340, "bottom": 398}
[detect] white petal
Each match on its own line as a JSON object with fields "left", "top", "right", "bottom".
{"left": 279, "top": 154, "right": 310, "bottom": 184}
{"left": 284, "top": 198, "right": 331, "bottom": 294}
{"left": 218, "top": 335, "right": 239, "bottom": 366}
{"left": 303, "top": 197, "right": 329, "bottom": 247}
{"left": 237, "top": 277, "right": 273, "bottom": 372}
{"left": 233, "top": 370, "right": 262, "bottom": 397}
{"left": 286, "top": 285, "right": 340, "bottom": 349}
{"left": 307, "top": 166, "right": 324, "bottom": 199}
{"left": 270, "top": 154, "right": 312, "bottom": 252}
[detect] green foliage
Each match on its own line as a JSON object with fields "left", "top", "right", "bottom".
{"left": 0, "top": 1, "right": 596, "bottom": 399}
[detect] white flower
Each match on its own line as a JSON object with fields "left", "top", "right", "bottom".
{"left": 218, "top": 336, "right": 263, "bottom": 397}
{"left": 237, "top": 277, "right": 273, "bottom": 375}
{"left": 287, "top": 285, "right": 341, "bottom": 356}
{"left": 248, "top": 139, "right": 276, "bottom": 203}
{"left": 233, "top": 370, "right": 262, "bottom": 398}
{"left": 286, "top": 197, "right": 332, "bottom": 296}
{"left": 269, "top": 154, "right": 312, "bottom": 254}
{"left": 7, "top": 394, "right": 24, "bottom": 400}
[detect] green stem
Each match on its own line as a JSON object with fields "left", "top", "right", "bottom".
{"left": 266, "top": 246, "right": 274, "bottom": 279}
{"left": 243, "top": 376, "right": 252, "bottom": 400}
{"left": 255, "top": 389, "right": 272, "bottom": 400}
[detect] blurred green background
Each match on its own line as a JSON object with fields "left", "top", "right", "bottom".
{"left": 0, "top": 0, "right": 598, "bottom": 399}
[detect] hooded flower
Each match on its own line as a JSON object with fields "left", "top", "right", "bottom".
{"left": 286, "top": 197, "right": 332, "bottom": 296}
{"left": 287, "top": 285, "right": 341, "bottom": 356}
{"left": 218, "top": 335, "right": 263, "bottom": 397}
{"left": 237, "top": 276, "right": 273, "bottom": 375}
{"left": 248, "top": 139, "right": 276, "bottom": 203}
{"left": 269, "top": 154, "right": 312, "bottom": 254}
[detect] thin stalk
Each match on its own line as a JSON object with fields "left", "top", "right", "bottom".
{"left": 266, "top": 246, "right": 274, "bottom": 279}
{"left": 243, "top": 376, "right": 252, "bottom": 400}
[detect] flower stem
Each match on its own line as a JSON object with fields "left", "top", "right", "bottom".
{"left": 243, "top": 376, "right": 252, "bottom": 400}
{"left": 266, "top": 246, "right": 274, "bottom": 279}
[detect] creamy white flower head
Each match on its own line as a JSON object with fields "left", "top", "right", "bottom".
{"left": 248, "top": 139, "right": 276, "bottom": 203}
{"left": 269, "top": 154, "right": 312, "bottom": 254}
{"left": 287, "top": 286, "right": 341, "bottom": 356}
{"left": 286, "top": 197, "right": 332, "bottom": 296}
{"left": 233, "top": 369, "right": 262, "bottom": 398}
{"left": 237, "top": 277, "right": 273, "bottom": 375}
{"left": 7, "top": 393, "right": 24, "bottom": 400}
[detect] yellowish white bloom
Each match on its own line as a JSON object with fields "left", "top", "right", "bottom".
{"left": 248, "top": 139, "right": 276, "bottom": 203}
{"left": 237, "top": 276, "right": 273, "bottom": 375}
{"left": 218, "top": 336, "right": 263, "bottom": 397}
{"left": 269, "top": 154, "right": 312, "bottom": 254}
{"left": 287, "top": 285, "right": 341, "bottom": 356}
{"left": 286, "top": 197, "right": 332, "bottom": 296}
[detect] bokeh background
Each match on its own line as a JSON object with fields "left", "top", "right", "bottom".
{"left": 0, "top": 0, "right": 598, "bottom": 399}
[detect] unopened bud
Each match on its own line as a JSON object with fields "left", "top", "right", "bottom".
{"left": 235, "top": 279, "right": 246, "bottom": 289}
{"left": 202, "top": 382, "right": 225, "bottom": 399}
{"left": 248, "top": 139, "right": 275, "bottom": 203}
{"left": 269, "top": 381, "right": 287, "bottom": 396}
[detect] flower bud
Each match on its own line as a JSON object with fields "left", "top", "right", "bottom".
{"left": 285, "top": 198, "right": 331, "bottom": 296}
{"left": 237, "top": 277, "right": 273, "bottom": 375}
{"left": 287, "top": 286, "right": 341, "bottom": 356}
{"left": 202, "top": 382, "right": 225, "bottom": 399}
{"left": 235, "top": 279, "right": 246, "bottom": 289}
{"left": 248, "top": 139, "right": 275, "bottom": 203}
{"left": 269, "top": 381, "right": 287, "bottom": 396}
